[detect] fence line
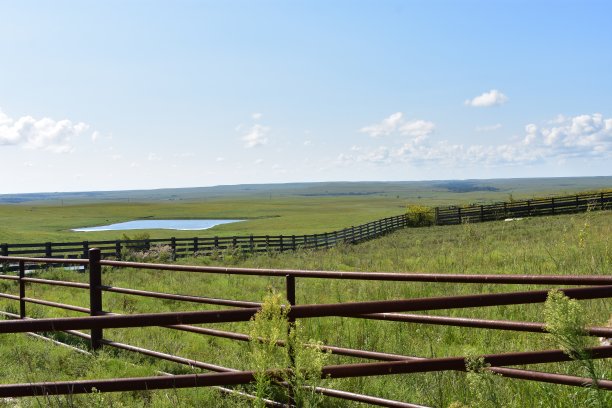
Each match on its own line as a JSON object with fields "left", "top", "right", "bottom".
{"left": 0, "top": 250, "right": 611, "bottom": 405}
{"left": 434, "top": 190, "right": 611, "bottom": 225}
{"left": 0, "top": 215, "right": 408, "bottom": 261}
{"left": 0, "top": 190, "right": 610, "bottom": 262}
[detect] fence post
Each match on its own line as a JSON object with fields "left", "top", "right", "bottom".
{"left": 45, "top": 242, "right": 52, "bottom": 258}
{"left": 280, "top": 235, "right": 284, "bottom": 252}
{"left": 19, "top": 260, "right": 26, "bottom": 319}
{"left": 82, "top": 241, "right": 89, "bottom": 259}
{"left": 291, "top": 235, "right": 296, "bottom": 250}
{"left": 527, "top": 200, "right": 531, "bottom": 216}
{"left": 286, "top": 274, "right": 296, "bottom": 406}
{"left": 192, "top": 237, "right": 198, "bottom": 253}
{"left": 170, "top": 237, "right": 176, "bottom": 260}
{"left": 480, "top": 205, "right": 484, "bottom": 222}
{"left": 1, "top": 243, "right": 8, "bottom": 257}
{"left": 576, "top": 195, "right": 579, "bottom": 211}
{"left": 457, "top": 207, "right": 461, "bottom": 224}
{"left": 265, "top": 235, "right": 269, "bottom": 251}
{"left": 249, "top": 235, "right": 254, "bottom": 253}
{"left": 214, "top": 236, "right": 219, "bottom": 251}
{"left": 89, "top": 248, "right": 103, "bottom": 351}
{"left": 551, "top": 197, "right": 555, "bottom": 215}
{"left": 601, "top": 192, "right": 605, "bottom": 210}
{"left": 115, "top": 240, "right": 122, "bottom": 260}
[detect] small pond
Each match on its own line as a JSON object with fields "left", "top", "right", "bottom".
{"left": 72, "top": 219, "right": 244, "bottom": 232}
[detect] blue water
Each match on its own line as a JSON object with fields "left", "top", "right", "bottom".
{"left": 72, "top": 219, "right": 243, "bottom": 232}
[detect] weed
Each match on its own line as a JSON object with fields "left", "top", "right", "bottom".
{"left": 544, "top": 290, "right": 611, "bottom": 408}
{"left": 249, "top": 291, "right": 328, "bottom": 407}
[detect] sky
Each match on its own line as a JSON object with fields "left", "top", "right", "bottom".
{"left": 1, "top": 0, "right": 611, "bottom": 194}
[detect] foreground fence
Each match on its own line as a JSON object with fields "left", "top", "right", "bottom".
{"left": 435, "top": 191, "right": 612, "bottom": 225}
{"left": 0, "top": 250, "right": 611, "bottom": 406}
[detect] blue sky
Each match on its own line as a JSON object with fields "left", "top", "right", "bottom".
{"left": 1, "top": 0, "right": 611, "bottom": 193}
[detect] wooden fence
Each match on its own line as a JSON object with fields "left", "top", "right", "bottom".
{"left": 0, "top": 214, "right": 409, "bottom": 261}
{"left": 434, "top": 191, "right": 611, "bottom": 225}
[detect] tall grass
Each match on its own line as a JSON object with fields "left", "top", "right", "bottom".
{"left": 0, "top": 211, "right": 610, "bottom": 406}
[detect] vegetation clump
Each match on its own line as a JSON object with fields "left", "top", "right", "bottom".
{"left": 248, "top": 292, "right": 328, "bottom": 407}
{"left": 405, "top": 205, "right": 435, "bottom": 227}
{"left": 544, "top": 289, "right": 611, "bottom": 407}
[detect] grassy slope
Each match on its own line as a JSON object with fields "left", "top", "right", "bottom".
{"left": 1, "top": 210, "right": 610, "bottom": 407}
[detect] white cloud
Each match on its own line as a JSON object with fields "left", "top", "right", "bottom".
{"left": 241, "top": 123, "right": 270, "bottom": 148}
{"left": 522, "top": 113, "right": 612, "bottom": 158}
{"left": 303, "top": 140, "right": 312, "bottom": 146}
{"left": 91, "top": 131, "right": 100, "bottom": 142}
{"left": 254, "top": 158, "right": 264, "bottom": 165}
{"left": 360, "top": 112, "right": 435, "bottom": 141}
{"left": 341, "top": 113, "right": 611, "bottom": 168}
{"left": 465, "top": 89, "right": 508, "bottom": 107}
{"left": 475, "top": 123, "right": 503, "bottom": 132}
{"left": 399, "top": 120, "right": 436, "bottom": 141}
{"left": 147, "top": 152, "right": 160, "bottom": 161}
{"left": 0, "top": 107, "right": 90, "bottom": 153}
{"left": 251, "top": 112, "right": 263, "bottom": 120}
{"left": 360, "top": 112, "right": 404, "bottom": 137}
{"left": 215, "top": 157, "right": 225, "bottom": 162}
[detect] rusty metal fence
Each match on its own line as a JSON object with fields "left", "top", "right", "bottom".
{"left": 0, "top": 250, "right": 611, "bottom": 406}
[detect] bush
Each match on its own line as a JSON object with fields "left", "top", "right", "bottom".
{"left": 405, "top": 205, "right": 435, "bottom": 227}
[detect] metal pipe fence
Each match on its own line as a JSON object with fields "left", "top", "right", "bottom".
{"left": 0, "top": 250, "right": 610, "bottom": 405}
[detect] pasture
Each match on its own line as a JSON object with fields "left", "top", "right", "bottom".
{"left": 0, "top": 208, "right": 610, "bottom": 407}
{"left": 1, "top": 177, "right": 611, "bottom": 244}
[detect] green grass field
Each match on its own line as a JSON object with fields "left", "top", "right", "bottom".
{"left": 1, "top": 209, "right": 610, "bottom": 407}
{"left": 1, "top": 177, "right": 611, "bottom": 244}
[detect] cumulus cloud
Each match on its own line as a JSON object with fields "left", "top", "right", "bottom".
{"left": 0, "top": 108, "right": 90, "bottom": 153}
{"left": 251, "top": 112, "right": 263, "bottom": 120}
{"left": 360, "top": 112, "right": 435, "bottom": 140}
{"left": 464, "top": 90, "right": 508, "bottom": 107}
{"left": 360, "top": 112, "right": 404, "bottom": 137}
{"left": 341, "top": 113, "right": 611, "bottom": 168}
{"left": 241, "top": 123, "right": 270, "bottom": 148}
{"left": 522, "top": 113, "right": 612, "bottom": 158}
{"left": 399, "top": 120, "right": 436, "bottom": 141}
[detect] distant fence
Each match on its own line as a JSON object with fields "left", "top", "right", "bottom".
{"left": 0, "top": 214, "right": 409, "bottom": 262}
{"left": 435, "top": 191, "right": 612, "bottom": 226}
{"left": 1, "top": 191, "right": 610, "bottom": 263}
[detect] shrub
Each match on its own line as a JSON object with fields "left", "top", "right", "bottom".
{"left": 405, "top": 205, "right": 435, "bottom": 227}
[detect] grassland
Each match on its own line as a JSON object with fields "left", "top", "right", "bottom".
{"left": 1, "top": 177, "right": 611, "bottom": 244}
{"left": 1, "top": 209, "right": 610, "bottom": 407}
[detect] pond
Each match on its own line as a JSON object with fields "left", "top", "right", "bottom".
{"left": 72, "top": 219, "right": 244, "bottom": 232}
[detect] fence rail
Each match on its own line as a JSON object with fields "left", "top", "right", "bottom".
{"left": 434, "top": 191, "right": 612, "bottom": 225}
{"left": 0, "top": 250, "right": 611, "bottom": 405}
{"left": 0, "top": 215, "right": 409, "bottom": 262}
